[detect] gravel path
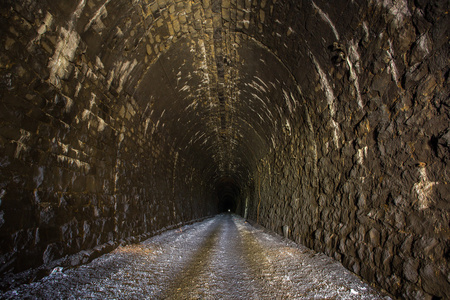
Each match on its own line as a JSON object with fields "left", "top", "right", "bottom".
{"left": 2, "top": 214, "right": 390, "bottom": 299}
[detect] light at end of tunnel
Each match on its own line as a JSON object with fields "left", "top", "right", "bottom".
{"left": 216, "top": 176, "right": 241, "bottom": 213}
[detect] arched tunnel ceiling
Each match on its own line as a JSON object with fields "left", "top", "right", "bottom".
{"left": 133, "top": 36, "right": 300, "bottom": 185}
{"left": 15, "top": 0, "right": 436, "bottom": 190}
{"left": 81, "top": 0, "right": 324, "bottom": 185}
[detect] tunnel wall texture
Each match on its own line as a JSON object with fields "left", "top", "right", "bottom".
{"left": 244, "top": 1, "right": 450, "bottom": 299}
{"left": 0, "top": 0, "right": 218, "bottom": 284}
{"left": 0, "top": 0, "right": 449, "bottom": 298}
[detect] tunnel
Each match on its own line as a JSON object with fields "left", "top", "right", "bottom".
{"left": 216, "top": 176, "right": 240, "bottom": 213}
{"left": 0, "top": 0, "right": 449, "bottom": 298}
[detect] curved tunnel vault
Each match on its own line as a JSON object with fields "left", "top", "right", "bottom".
{"left": 0, "top": 0, "right": 449, "bottom": 298}
{"left": 133, "top": 33, "right": 303, "bottom": 210}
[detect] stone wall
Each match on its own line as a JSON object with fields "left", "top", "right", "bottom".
{"left": 246, "top": 0, "right": 449, "bottom": 299}
{"left": 0, "top": 0, "right": 216, "bottom": 285}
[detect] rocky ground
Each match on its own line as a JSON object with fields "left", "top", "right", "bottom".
{"left": 1, "top": 214, "right": 390, "bottom": 299}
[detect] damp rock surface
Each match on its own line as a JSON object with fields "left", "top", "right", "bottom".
{"left": 1, "top": 214, "right": 390, "bottom": 299}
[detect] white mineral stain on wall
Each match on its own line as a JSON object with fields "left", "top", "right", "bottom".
{"left": 290, "top": 91, "right": 298, "bottom": 111}
{"left": 287, "top": 27, "right": 295, "bottom": 36}
{"left": 48, "top": 0, "right": 86, "bottom": 87}
{"left": 84, "top": 0, "right": 111, "bottom": 33}
{"left": 380, "top": 0, "right": 411, "bottom": 26}
{"left": 310, "top": 53, "right": 342, "bottom": 149}
{"left": 127, "top": 100, "right": 137, "bottom": 117}
{"left": 330, "top": 119, "right": 341, "bottom": 149}
{"left": 201, "top": 136, "right": 211, "bottom": 145}
{"left": 282, "top": 89, "right": 293, "bottom": 114}
{"left": 413, "top": 166, "right": 438, "bottom": 210}
{"left": 284, "top": 119, "right": 291, "bottom": 136}
{"left": 257, "top": 113, "right": 264, "bottom": 121}
{"left": 180, "top": 85, "right": 190, "bottom": 92}
{"left": 348, "top": 40, "right": 361, "bottom": 72}
{"left": 64, "top": 95, "right": 74, "bottom": 113}
{"left": 34, "top": 166, "right": 45, "bottom": 188}
{"left": 311, "top": 54, "right": 336, "bottom": 116}
{"left": 418, "top": 34, "right": 431, "bottom": 54}
{"left": 197, "top": 39, "right": 211, "bottom": 86}
{"left": 97, "top": 118, "right": 107, "bottom": 131}
{"left": 80, "top": 93, "right": 108, "bottom": 131}
{"left": 346, "top": 40, "right": 363, "bottom": 109}
{"left": 106, "top": 69, "right": 115, "bottom": 90}
{"left": 144, "top": 118, "right": 151, "bottom": 136}
{"left": 362, "top": 21, "right": 369, "bottom": 42}
{"left": 357, "top": 146, "right": 368, "bottom": 165}
{"left": 387, "top": 39, "right": 399, "bottom": 83}
{"left": 251, "top": 93, "right": 266, "bottom": 106}
{"left": 254, "top": 76, "right": 269, "bottom": 90}
{"left": 311, "top": 1, "right": 340, "bottom": 40}
{"left": 14, "top": 129, "right": 31, "bottom": 159}
{"left": 57, "top": 141, "right": 69, "bottom": 154}
{"left": 304, "top": 106, "right": 319, "bottom": 180}
{"left": 176, "top": 71, "right": 182, "bottom": 85}
{"left": 28, "top": 12, "right": 53, "bottom": 49}
{"left": 114, "top": 59, "right": 138, "bottom": 93}
{"left": 48, "top": 28, "right": 80, "bottom": 86}
{"left": 185, "top": 100, "right": 198, "bottom": 111}
{"left": 250, "top": 80, "right": 267, "bottom": 93}
{"left": 82, "top": 109, "right": 91, "bottom": 121}
{"left": 57, "top": 155, "right": 91, "bottom": 173}
{"left": 118, "top": 132, "right": 124, "bottom": 144}
{"left": 75, "top": 82, "right": 82, "bottom": 98}
{"left": 414, "top": 33, "right": 432, "bottom": 61}
{"left": 96, "top": 56, "right": 105, "bottom": 69}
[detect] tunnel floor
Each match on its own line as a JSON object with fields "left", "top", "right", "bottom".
{"left": 2, "top": 215, "right": 390, "bottom": 299}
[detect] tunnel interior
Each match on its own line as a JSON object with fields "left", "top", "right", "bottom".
{"left": 0, "top": 0, "right": 449, "bottom": 298}
{"left": 216, "top": 177, "right": 240, "bottom": 213}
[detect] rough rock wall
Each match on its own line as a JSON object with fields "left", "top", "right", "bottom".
{"left": 0, "top": 0, "right": 216, "bottom": 282}
{"left": 247, "top": 1, "right": 449, "bottom": 299}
